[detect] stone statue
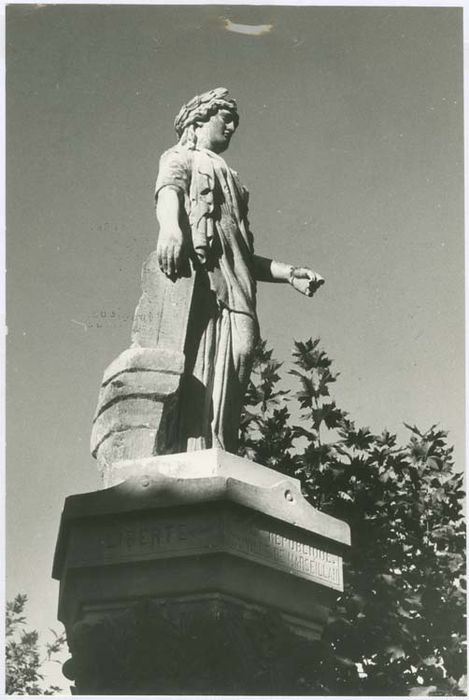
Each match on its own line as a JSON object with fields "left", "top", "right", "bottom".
{"left": 91, "top": 88, "right": 324, "bottom": 482}
{"left": 60, "top": 92, "right": 350, "bottom": 697}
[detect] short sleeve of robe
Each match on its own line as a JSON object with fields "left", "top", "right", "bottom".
{"left": 154, "top": 147, "right": 192, "bottom": 200}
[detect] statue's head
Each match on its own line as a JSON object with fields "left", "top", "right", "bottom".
{"left": 174, "top": 88, "right": 239, "bottom": 153}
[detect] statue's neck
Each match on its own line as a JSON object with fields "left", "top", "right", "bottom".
{"left": 195, "top": 147, "right": 227, "bottom": 164}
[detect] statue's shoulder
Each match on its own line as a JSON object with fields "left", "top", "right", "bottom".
{"left": 159, "top": 144, "right": 193, "bottom": 168}
{"left": 155, "top": 145, "right": 194, "bottom": 195}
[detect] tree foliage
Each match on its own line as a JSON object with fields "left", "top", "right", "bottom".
{"left": 6, "top": 594, "right": 65, "bottom": 695}
{"left": 239, "top": 338, "right": 466, "bottom": 696}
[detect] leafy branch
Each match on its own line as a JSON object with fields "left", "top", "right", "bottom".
{"left": 239, "top": 337, "right": 466, "bottom": 696}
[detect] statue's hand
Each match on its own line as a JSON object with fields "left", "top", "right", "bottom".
{"left": 156, "top": 226, "right": 187, "bottom": 279}
{"left": 289, "top": 267, "right": 325, "bottom": 297}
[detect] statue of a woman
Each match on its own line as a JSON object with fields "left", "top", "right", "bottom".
{"left": 154, "top": 88, "right": 324, "bottom": 453}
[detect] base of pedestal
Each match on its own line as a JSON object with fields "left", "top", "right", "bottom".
{"left": 62, "top": 593, "right": 334, "bottom": 695}
{"left": 53, "top": 449, "right": 350, "bottom": 694}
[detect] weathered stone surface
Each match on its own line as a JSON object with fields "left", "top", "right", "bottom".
{"left": 54, "top": 449, "right": 349, "bottom": 625}
{"left": 130, "top": 251, "right": 194, "bottom": 351}
{"left": 100, "top": 346, "right": 185, "bottom": 385}
{"left": 92, "top": 390, "right": 177, "bottom": 448}
{"left": 54, "top": 450, "right": 350, "bottom": 694}
{"left": 61, "top": 596, "right": 333, "bottom": 695}
{"left": 90, "top": 258, "right": 195, "bottom": 476}
{"left": 87, "top": 448, "right": 350, "bottom": 545}
{"left": 94, "top": 370, "right": 179, "bottom": 416}
{"left": 94, "top": 429, "right": 158, "bottom": 487}
{"left": 65, "top": 506, "right": 344, "bottom": 590}
{"left": 91, "top": 347, "right": 188, "bottom": 478}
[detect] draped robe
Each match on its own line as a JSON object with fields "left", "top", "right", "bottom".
{"left": 155, "top": 145, "right": 259, "bottom": 452}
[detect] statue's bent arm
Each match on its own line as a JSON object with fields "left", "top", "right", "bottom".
{"left": 155, "top": 186, "right": 325, "bottom": 299}
{"left": 252, "top": 255, "right": 295, "bottom": 284}
{"left": 252, "top": 254, "right": 325, "bottom": 298}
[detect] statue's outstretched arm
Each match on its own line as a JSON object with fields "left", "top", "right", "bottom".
{"left": 252, "top": 254, "right": 325, "bottom": 298}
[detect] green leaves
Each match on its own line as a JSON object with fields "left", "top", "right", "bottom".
{"left": 239, "top": 337, "right": 466, "bottom": 696}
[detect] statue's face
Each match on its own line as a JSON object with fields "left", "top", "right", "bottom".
{"left": 196, "top": 109, "right": 237, "bottom": 153}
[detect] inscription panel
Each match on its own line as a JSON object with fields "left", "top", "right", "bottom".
{"left": 68, "top": 511, "right": 223, "bottom": 565}
{"left": 67, "top": 508, "right": 343, "bottom": 590}
{"left": 225, "top": 515, "right": 342, "bottom": 589}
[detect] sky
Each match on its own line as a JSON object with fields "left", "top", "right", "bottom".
{"left": 6, "top": 4, "right": 464, "bottom": 691}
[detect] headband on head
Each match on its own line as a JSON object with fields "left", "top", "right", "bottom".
{"left": 174, "top": 87, "right": 238, "bottom": 138}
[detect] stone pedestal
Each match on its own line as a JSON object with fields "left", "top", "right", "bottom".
{"left": 53, "top": 449, "right": 350, "bottom": 694}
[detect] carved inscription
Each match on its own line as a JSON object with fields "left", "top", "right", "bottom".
{"left": 225, "top": 516, "right": 342, "bottom": 589}
{"left": 102, "top": 522, "right": 190, "bottom": 551}
{"left": 98, "top": 513, "right": 222, "bottom": 561}
{"left": 70, "top": 510, "right": 342, "bottom": 590}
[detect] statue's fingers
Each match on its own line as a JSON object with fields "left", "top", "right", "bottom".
{"left": 176, "top": 247, "right": 187, "bottom": 276}
{"left": 173, "top": 247, "right": 182, "bottom": 276}
{"left": 300, "top": 268, "right": 317, "bottom": 281}
{"left": 296, "top": 279, "right": 309, "bottom": 296}
{"left": 168, "top": 246, "right": 177, "bottom": 278}
{"left": 294, "top": 267, "right": 311, "bottom": 278}
{"left": 173, "top": 248, "right": 182, "bottom": 277}
{"left": 157, "top": 247, "right": 166, "bottom": 274}
{"left": 308, "top": 273, "right": 323, "bottom": 287}
{"left": 162, "top": 249, "right": 171, "bottom": 277}
{"left": 173, "top": 245, "right": 184, "bottom": 277}
{"left": 166, "top": 246, "right": 174, "bottom": 275}
{"left": 307, "top": 277, "right": 324, "bottom": 296}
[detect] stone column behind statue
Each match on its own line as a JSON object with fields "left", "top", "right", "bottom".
{"left": 90, "top": 252, "right": 194, "bottom": 486}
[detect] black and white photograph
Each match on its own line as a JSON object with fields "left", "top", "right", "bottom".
{"left": 5, "top": 3, "right": 466, "bottom": 695}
